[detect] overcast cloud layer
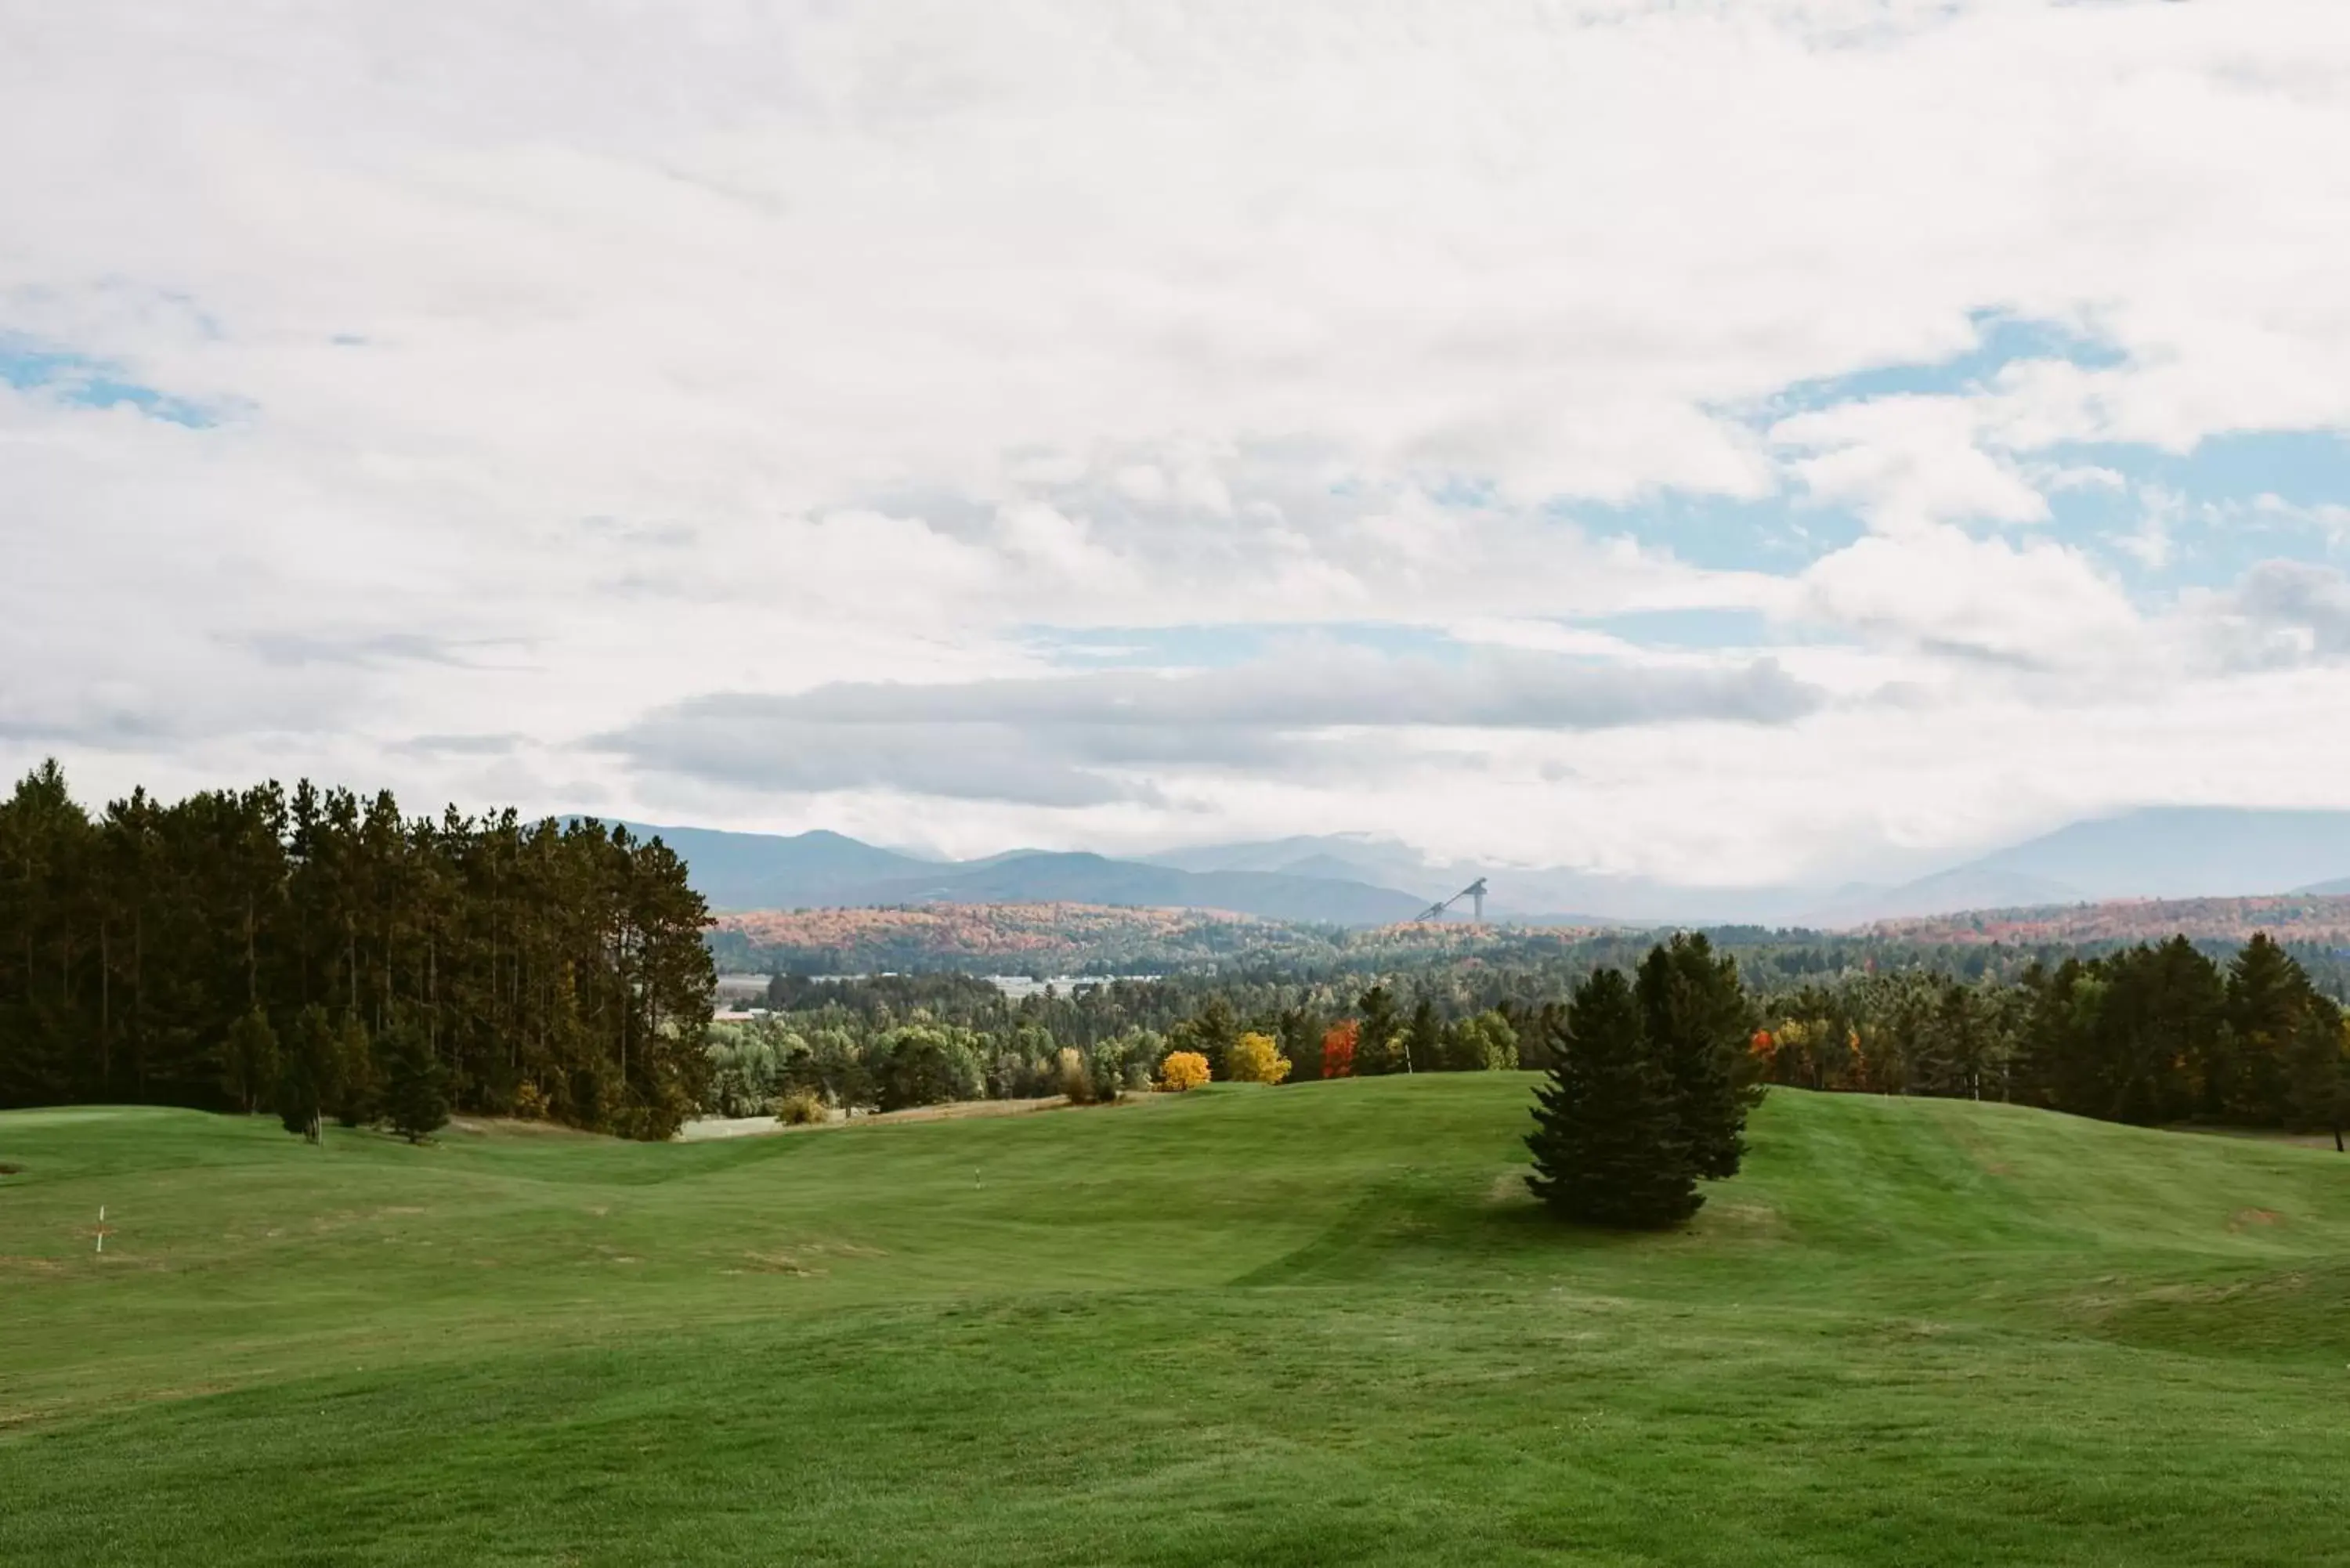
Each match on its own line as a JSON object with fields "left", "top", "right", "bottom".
{"left": 6, "top": 0, "right": 2350, "bottom": 884}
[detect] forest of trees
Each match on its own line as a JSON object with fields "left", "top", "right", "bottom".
{"left": 721, "top": 933, "right": 2350, "bottom": 1148}
{"left": 703, "top": 968, "right": 1535, "bottom": 1118}
{"left": 1752, "top": 934, "right": 2350, "bottom": 1143}
{"left": 8, "top": 754, "right": 2343, "bottom": 1154}
{"left": 0, "top": 762, "right": 716, "bottom": 1138}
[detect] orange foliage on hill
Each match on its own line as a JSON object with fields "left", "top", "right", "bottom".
{"left": 1867, "top": 894, "right": 2350, "bottom": 948}
{"left": 719, "top": 901, "right": 1253, "bottom": 956}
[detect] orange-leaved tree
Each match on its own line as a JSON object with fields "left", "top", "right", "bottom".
{"left": 1227, "top": 1031, "right": 1292, "bottom": 1085}
{"left": 1320, "top": 1020, "right": 1358, "bottom": 1079}
{"left": 1156, "top": 1050, "right": 1211, "bottom": 1093}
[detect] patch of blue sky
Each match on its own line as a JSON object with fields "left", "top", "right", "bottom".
{"left": 0, "top": 335, "right": 216, "bottom": 428}
{"left": 1562, "top": 490, "right": 1865, "bottom": 575}
{"left": 1762, "top": 311, "right": 2126, "bottom": 415}
{"left": 2053, "top": 429, "right": 2350, "bottom": 514}
{"left": 2033, "top": 429, "right": 2350, "bottom": 590}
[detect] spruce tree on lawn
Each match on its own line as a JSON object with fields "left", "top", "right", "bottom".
{"left": 331, "top": 1013, "right": 378, "bottom": 1127}
{"left": 277, "top": 1003, "right": 337, "bottom": 1143}
{"left": 222, "top": 1006, "right": 280, "bottom": 1115}
{"left": 1354, "top": 985, "right": 1404, "bottom": 1076}
{"left": 1636, "top": 934, "right": 1759, "bottom": 1178}
{"left": 384, "top": 1017, "right": 450, "bottom": 1144}
{"left": 1404, "top": 995, "right": 1442, "bottom": 1075}
{"left": 1525, "top": 966, "right": 1701, "bottom": 1230}
{"left": 2227, "top": 934, "right": 2319, "bottom": 1125}
{"left": 2285, "top": 999, "right": 2349, "bottom": 1151}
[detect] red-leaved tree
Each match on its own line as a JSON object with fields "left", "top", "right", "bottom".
{"left": 1321, "top": 1020, "right": 1358, "bottom": 1079}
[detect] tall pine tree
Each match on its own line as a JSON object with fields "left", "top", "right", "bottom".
{"left": 1354, "top": 985, "right": 1404, "bottom": 1076}
{"left": 1635, "top": 934, "right": 1758, "bottom": 1179}
{"left": 2226, "top": 934, "right": 2316, "bottom": 1125}
{"left": 384, "top": 1015, "right": 449, "bottom": 1144}
{"left": 221, "top": 1006, "right": 280, "bottom": 1115}
{"left": 277, "top": 1005, "right": 337, "bottom": 1143}
{"left": 2286, "top": 1001, "right": 2348, "bottom": 1150}
{"left": 1525, "top": 967, "right": 1701, "bottom": 1230}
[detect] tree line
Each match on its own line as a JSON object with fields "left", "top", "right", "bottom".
{"left": 9, "top": 757, "right": 2341, "bottom": 1158}
{"left": 732, "top": 931, "right": 2350, "bottom": 1155}
{"left": 707, "top": 970, "right": 1535, "bottom": 1119}
{"left": 0, "top": 762, "right": 717, "bottom": 1138}
{"left": 1752, "top": 934, "right": 2350, "bottom": 1145}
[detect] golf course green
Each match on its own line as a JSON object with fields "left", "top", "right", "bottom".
{"left": 3, "top": 1078, "right": 2346, "bottom": 1565}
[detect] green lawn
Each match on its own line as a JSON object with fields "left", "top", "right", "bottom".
{"left": 4, "top": 1079, "right": 2347, "bottom": 1566}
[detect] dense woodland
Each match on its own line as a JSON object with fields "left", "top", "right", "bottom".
{"left": 0, "top": 763, "right": 716, "bottom": 1137}
{"left": 8, "top": 757, "right": 2344, "bottom": 1148}
{"left": 1749, "top": 934, "right": 2350, "bottom": 1139}
{"left": 720, "top": 933, "right": 2350, "bottom": 1146}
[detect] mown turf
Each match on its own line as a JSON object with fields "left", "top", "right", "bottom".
{"left": 3, "top": 1081, "right": 2347, "bottom": 1566}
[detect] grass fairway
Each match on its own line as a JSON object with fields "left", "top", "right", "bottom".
{"left": 4, "top": 1080, "right": 2348, "bottom": 1566}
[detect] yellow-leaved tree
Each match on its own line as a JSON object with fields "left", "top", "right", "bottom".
{"left": 1156, "top": 1050, "right": 1211, "bottom": 1093}
{"left": 1225, "top": 1031, "right": 1292, "bottom": 1085}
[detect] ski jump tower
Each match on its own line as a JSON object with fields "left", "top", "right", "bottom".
{"left": 1413, "top": 877, "right": 1488, "bottom": 924}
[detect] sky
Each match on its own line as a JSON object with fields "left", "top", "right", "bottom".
{"left": 5, "top": 0, "right": 2350, "bottom": 887}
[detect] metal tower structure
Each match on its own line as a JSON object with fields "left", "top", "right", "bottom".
{"left": 1412, "top": 876, "right": 1488, "bottom": 923}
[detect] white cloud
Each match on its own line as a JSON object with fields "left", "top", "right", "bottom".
{"left": 593, "top": 642, "right": 1824, "bottom": 807}
{"left": 1773, "top": 396, "right": 2052, "bottom": 533}
{"left": 1794, "top": 524, "right": 2144, "bottom": 669}
{"left": 4, "top": 0, "right": 2350, "bottom": 880}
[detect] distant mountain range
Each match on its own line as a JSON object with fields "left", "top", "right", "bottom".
{"left": 599, "top": 806, "right": 2350, "bottom": 930}
{"left": 599, "top": 822, "right": 1429, "bottom": 925}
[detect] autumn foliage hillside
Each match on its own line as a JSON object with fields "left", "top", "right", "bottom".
{"left": 708, "top": 903, "right": 1623, "bottom": 974}
{"left": 1868, "top": 894, "right": 2350, "bottom": 948}
{"left": 709, "top": 902, "right": 1323, "bottom": 973}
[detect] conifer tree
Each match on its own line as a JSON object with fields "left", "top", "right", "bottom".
{"left": 1635, "top": 934, "right": 1759, "bottom": 1178}
{"left": 221, "top": 1006, "right": 280, "bottom": 1115}
{"left": 332, "top": 1013, "right": 378, "bottom": 1127}
{"left": 1525, "top": 967, "right": 1701, "bottom": 1230}
{"left": 1404, "top": 995, "right": 1441, "bottom": 1075}
{"left": 1354, "top": 985, "right": 1403, "bottom": 1076}
{"left": 2226, "top": 934, "right": 2316, "bottom": 1125}
{"left": 277, "top": 1004, "right": 337, "bottom": 1142}
{"left": 1166, "top": 996, "right": 1241, "bottom": 1081}
{"left": 1277, "top": 1005, "right": 1325, "bottom": 1082}
{"left": 2286, "top": 1003, "right": 2348, "bottom": 1151}
{"left": 384, "top": 1016, "right": 449, "bottom": 1143}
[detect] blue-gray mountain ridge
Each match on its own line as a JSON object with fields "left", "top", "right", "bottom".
{"left": 595, "top": 807, "right": 2350, "bottom": 928}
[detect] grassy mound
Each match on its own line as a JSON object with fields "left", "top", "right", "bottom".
{"left": 3, "top": 1081, "right": 2347, "bottom": 1565}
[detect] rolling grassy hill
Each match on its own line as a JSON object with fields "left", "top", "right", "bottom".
{"left": 3, "top": 1084, "right": 2348, "bottom": 1565}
